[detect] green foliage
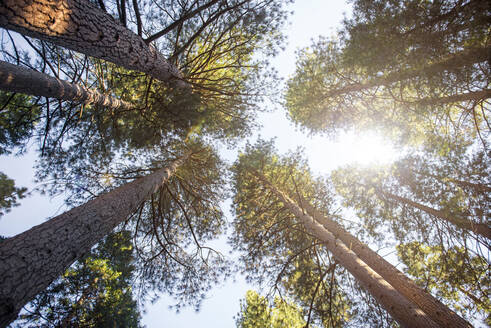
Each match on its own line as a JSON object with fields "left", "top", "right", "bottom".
{"left": 33, "top": 139, "right": 232, "bottom": 311}
{"left": 235, "top": 290, "right": 306, "bottom": 328}
{"left": 15, "top": 231, "right": 142, "bottom": 327}
{"left": 0, "top": 172, "right": 27, "bottom": 217}
{"left": 331, "top": 134, "right": 490, "bottom": 324}
{"left": 397, "top": 242, "right": 490, "bottom": 325}
{"left": 0, "top": 0, "right": 292, "bottom": 160}
{"left": 341, "top": 0, "right": 490, "bottom": 73}
{"left": 230, "top": 140, "right": 396, "bottom": 327}
{"left": 331, "top": 136, "right": 490, "bottom": 246}
{"left": 125, "top": 142, "right": 232, "bottom": 311}
{"left": 285, "top": 0, "right": 490, "bottom": 145}
{"left": 0, "top": 91, "right": 40, "bottom": 154}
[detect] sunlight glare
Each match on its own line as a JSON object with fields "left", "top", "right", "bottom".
{"left": 340, "top": 132, "right": 398, "bottom": 164}
{"left": 308, "top": 131, "right": 399, "bottom": 173}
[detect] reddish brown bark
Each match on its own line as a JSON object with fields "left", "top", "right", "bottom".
{"left": 0, "top": 0, "right": 186, "bottom": 87}
{"left": 412, "top": 89, "right": 491, "bottom": 106}
{"left": 448, "top": 178, "right": 491, "bottom": 193}
{"left": 256, "top": 173, "right": 440, "bottom": 328}
{"left": 0, "top": 154, "right": 189, "bottom": 327}
{"left": 297, "top": 197, "right": 472, "bottom": 328}
{"left": 0, "top": 60, "right": 132, "bottom": 111}
{"left": 380, "top": 190, "right": 491, "bottom": 240}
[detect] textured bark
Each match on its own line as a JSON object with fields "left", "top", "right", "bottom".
{"left": 0, "top": 60, "right": 132, "bottom": 111}
{"left": 0, "top": 0, "right": 187, "bottom": 87}
{"left": 256, "top": 173, "right": 439, "bottom": 328}
{"left": 296, "top": 197, "right": 472, "bottom": 328}
{"left": 413, "top": 89, "right": 491, "bottom": 106}
{"left": 0, "top": 154, "right": 189, "bottom": 327}
{"left": 380, "top": 190, "right": 491, "bottom": 240}
{"left": 324, "top": 47, "right": 490, "bottom": 98}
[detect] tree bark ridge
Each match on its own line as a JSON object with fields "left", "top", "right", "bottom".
{"left": 296, "top": 196, "right": 472, "bottom": 328}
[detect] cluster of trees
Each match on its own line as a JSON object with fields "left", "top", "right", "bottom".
{"left": 249, "top": 0, "right": 488, "bottom": 326}
{"left": 0, "top": 0, "right": 489, "bottom": 327}
{"left": 286, "top": 0, "right": 490, "bottom": 145}
{"left": 234, "top": 0, "right": 489, "bottom": 326}
{"left": 0, "top": 0, "right": 291, "bottom": 326}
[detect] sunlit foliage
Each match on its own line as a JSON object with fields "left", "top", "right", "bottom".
{"left": 397, "top": 242, "right": 490, "bottom": 325}
{"left": 286, "top": 0, "right": 490, "bottom": 145}
{"left": 235, "top": 290, "right": 307, "bottom": 328}
{"left": 230, "top": 140, "right": 397, "bottom": 327}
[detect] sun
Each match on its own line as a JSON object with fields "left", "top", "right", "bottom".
{"left": 342, "top": 132, "right": 398, "bottom": 164}
{"left": 307, "top": 131, "right": 399, "bottom": 173}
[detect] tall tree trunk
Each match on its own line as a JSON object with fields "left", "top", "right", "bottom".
{"left": 0, "top": 0, "right": 187, "bottom": 87}
{"left": 411, "top": 89, "right": 491, "bottom": 106}
{"left": 255, "top": 172, "right": 439, "bottom": 328}
{"left": 0, "top": 153, "right": 189, "bottom": 327}
{"left": 324, "top": 47, "right": 489, "bottom": 98}
{"left": 0, "top": 60, "right": 132, "bottom": 111}
{"left": 296, "top": 196, "right": 472, "bottom": 328}
{"left": 417, "top": 171, "right": 491, "bottom": 194}
{"left": 447, "top": 178, "right": 491, "bottom": 193}
{"left": 379, "top": 190, "right": 491, "bottom": 239}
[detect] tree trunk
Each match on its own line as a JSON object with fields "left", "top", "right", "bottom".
{"left": 0, "top": 0, "right": 187, "bottom": 88}
{"left": 411, "top": 89, "right": 491, "bottom": 106}
{"left": 296, "top": 196, "right": 472, "bottom": 328}
{"left": 0, "top": 60, "right": 132, "bottom": 111}
{"left": 0, "top": 153, "right": 189, "bottom": 327}
{"left": 379, "top": 190, "right": 491, "bottom": 239}
{"left": 418, "top": 171, "right": 491, "bottom": 194}
{"left": 448, "top": 178, "right": 491, "bottom": 193}
{"left": 324, "top": 47, "right": 489, "bottom": 98}
{"left": 256, "top": 173, "right": 439, "bottom": 328}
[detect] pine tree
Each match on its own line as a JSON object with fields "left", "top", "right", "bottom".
{"left": 331, "top": 135, "right": 489, "bottom": 324}
{"left": 0, "top": 60, "right": 132, "bottom": 111}
{"left": 0, "top": 0, "right": 185, "bottom": 86}
{"left": 0, "top": 150, "right": 189, "bottom": 326}
{"left": 230, "top": 140, "right": 460, "bottom": 327}
{"left": 286, "top": 0, "right": 490, "bottom": 144}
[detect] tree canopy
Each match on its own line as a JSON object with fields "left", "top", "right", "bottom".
{"left": 286, "top": 0, "right": 490, "bottom": 146}
{"left": 0, "top": 0, "right": 489, "bottom": 326}
{"left": 230, "top": 140, "right": 404, "bottom": 327}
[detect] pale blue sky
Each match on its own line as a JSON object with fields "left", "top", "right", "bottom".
{"left": 0, "top": 1, "right": 400, "bottom": 326}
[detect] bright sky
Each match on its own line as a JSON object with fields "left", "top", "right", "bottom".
{"left": 0, "top": 0, "right": 400, "bottom": 326}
